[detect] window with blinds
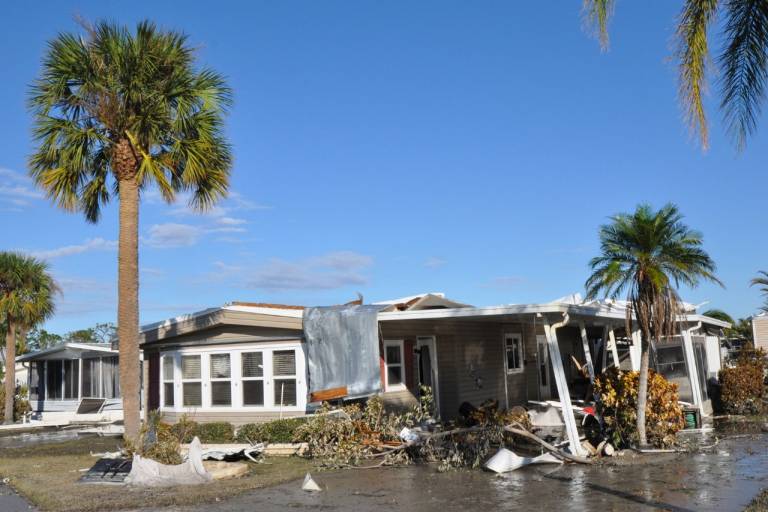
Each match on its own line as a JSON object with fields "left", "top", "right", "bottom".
{"left": 162, "top": 356, "right": 175, "bottom": 407}
{"left": 63, "top": 360, "right": 79, "bottom": 399}
{"left": 209, "top": 354, "right": 231, "bottom": 406}
{"left": 273, "top": 350, "right": 296, "bottom": 376}
{"left": 242, "top": 351, "right": 264, "bottom": 406}
{"left": 273, "top": 350, "right": 297, "bottom": 407}
{"left": 274, "top": 379, "right": 297, "bottom": 406}
{"left": 182, "top": 355, "right": 201, "bottom": 380}
{"left": 181, "top": 355, "right": 202, "bottom": 407}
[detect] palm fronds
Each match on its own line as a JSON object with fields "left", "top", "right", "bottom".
{"left": 582, "top": 0, "right": 615, "bottom": 51}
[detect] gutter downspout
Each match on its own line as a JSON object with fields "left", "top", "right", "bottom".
{"left": 542, "top": 312, "right": 586, "bottom": 457}
{"left": 682, "top": 321, "right": 705, "bottom": 416}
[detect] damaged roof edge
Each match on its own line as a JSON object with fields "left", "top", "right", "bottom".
{"left": 377, "top": 303, "right": 732, "bottom": 328}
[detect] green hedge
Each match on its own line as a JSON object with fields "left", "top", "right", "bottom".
{"left": 235, "top": 418, "right": 307, "bottom": 443}
{"left": 169, "top": 417, "right": 235, "bottom": 443}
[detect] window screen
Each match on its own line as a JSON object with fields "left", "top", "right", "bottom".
{"left": 243, "top": 380, "right": 264, "bottom": 406}
{"left": 273, "top": 350, "right": 296, "bottom": 376}
{"left": 210, "top": 354, "right": 231, "bottom": 379}
{"left": 46, "top": 360, "right": 62, "bottom": 400}
{"left": 182, "top": 355, "right": 201, "bottom": 379}
{"left": 274, "top": 379, "right": 297, "bottom": 406}
{"left": 183, "top": 382, "right": 202, "bottom": 407}
{"left": 242, "top": 352, "right": 264, "bottom": 378}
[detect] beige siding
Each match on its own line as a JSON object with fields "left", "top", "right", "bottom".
{"left": 755, "top": 317, "right": 768, "bottom": 351}
{"left": 162, "top": 410, "right": 306, "bottom": 426}
{"left": 381, "top": 390, "right": 419, "bottom": 413}
{"left": 146, "top": 324, "right": 302, "bottom": 347}
{"left": 381, "top": 319, "right": 508, "bottom": 419}
{"left": 142, "top": 309, "right": 302, "bottom": 343}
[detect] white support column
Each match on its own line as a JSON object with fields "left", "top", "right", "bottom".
{"left": 629, "top": 330, "right": 642, "bottom": 371}
{"left": 600, "top": 326, "right": 609, "bottom": 371}
{"left": 608, "top": 326, "right": 620, "bottom": 370}
{"left": 78, "top": 357, "right": 83, "bottom": 401}
{"left": 682, "top": 327, "right": 705, "bottom": 415}
{"left": 578, "top": 321, "right": 596, "bottom": 386}
{"left": 543, "top": 314, "right": 586, "bottom": 457}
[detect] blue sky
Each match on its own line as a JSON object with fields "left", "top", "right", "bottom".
{"left": 1, "top": 1, "right": 766, "bottom": 333}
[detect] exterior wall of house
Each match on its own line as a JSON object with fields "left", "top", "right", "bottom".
{"left": 380, "top": 319, "right": 512, "bottom": 419}
{"left": 754, "top": 315, "right": 768, "bottom": 351}
{"left": 143, "top": 323, "right": 307, "bottom": 425}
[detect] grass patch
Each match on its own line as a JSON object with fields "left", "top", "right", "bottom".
{"left": 745, "top": 488, "right": 768, "bottom": 512}
{"left": 0, "top": 436, "right": 311, "bottom": 511}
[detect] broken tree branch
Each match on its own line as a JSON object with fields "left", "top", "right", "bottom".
{"left": 504, "top": 422, "right": 593, "bottom": 464}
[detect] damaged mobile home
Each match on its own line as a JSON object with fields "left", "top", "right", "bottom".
{"left": 133, "top": 291, "right": 728, "bottom": 457}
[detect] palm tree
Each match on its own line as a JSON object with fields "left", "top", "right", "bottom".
{"left": 585, "top": 203, "right": 721, "bottom": 446}
{"left": 582, "top": 0, "right": 768, "bottom": 150}
{"left": 28, "top": 20, "right": 232, "bottom": 439}
{"left": 0, "top": 253, "right": 58, "bottom": 424}
{"left": 751, "top": 271, "right": 768, "bottom": 312}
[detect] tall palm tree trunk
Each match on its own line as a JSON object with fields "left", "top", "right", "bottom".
{"left": 636, "top": 340, "right": 650, "bottom": 447}
{"left": 117, "top": 155, "right": 141, "bottom": 440}
{"left": 4, "top": 322, "right": 16, "bottom": 424}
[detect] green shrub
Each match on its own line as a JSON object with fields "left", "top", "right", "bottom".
{"left": 195, "top": 421, "right": 235, "bottom": 443}
{"left": 719, "top": 348, "right": 767, "bottom": 415}
{"left": 168, "top": 416, "right": 235, "bottom": 443}
{"left": 0, "top": 384, "right": 32, "bottom": 423}
{"left": 595, "top": 368, "right": 685, "bottom": 448}
{"left": 235, "top": 418, "right": 307, "bottom": 444}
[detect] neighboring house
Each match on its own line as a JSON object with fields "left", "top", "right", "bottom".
{"left": 753, "top": 313, "right": 768, "bottom": 351}
{"left": 375, "top": 294, "right": 729, "bottom": 421}
{"left": 16, "top": 342, "right": 122, "bottom": 422}
{"left": 140, "top": 303, "right": 306, "bottom": 426}
{"left": 371, "top": 292, "right": 728, "bottom": 456}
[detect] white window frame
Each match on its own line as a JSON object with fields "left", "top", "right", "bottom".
{"left": 180, "top": 354, "right": 203, "bottom": 408}
{"left": 383, "top": 340, "right": 406, "bottom": 391}
{"left": 208, "top": 352, "right": 233, "bottom": 407}
{"left": 161, "top": 355, "right": 176, "bottom": 408}
{"left": 240, "top": 350, "right": 266, "bottom": 407}
{"left": 272, "top": 348, "right": 299, "bottom": 408}
{"left": 159, "top": 342, "right": 307, "bottom": 413}
{"left": 505, "top": 333, "right": 524, "bottom": 374}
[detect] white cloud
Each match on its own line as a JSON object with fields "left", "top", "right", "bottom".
{"left": 143, "top": 223, "right": 201, "bottom": 248}
{"left": 424, "top": 256, "right": 446, "bottom": 268}
{"left": 216, "top": 216, "right": 247, "bottom": 226}
{"left": 30, "top": 238, "right": 117, "bottom": 260}
{"left": 168, "top": 190, "right": 270, "bottom": 219}
{"left": 204, "top": 251, "right": 373, "bottom": 291}
{"left": 0, "top": 168, "right": 44, "bottom": 210}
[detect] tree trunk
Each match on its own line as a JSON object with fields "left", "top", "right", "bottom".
{"left": 4, "top": 322, "right": 16, "bottom": 424}
{"left": 117, "top": 176, "right": 141, "bottom": 441}
{"left": 636, "top": 338, "right": 650, "bottom": 447}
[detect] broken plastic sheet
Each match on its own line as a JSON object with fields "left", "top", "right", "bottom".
{"left": 484, "top": 448, "right": 563, "bottom": 473}
{"left": 304, "top": 305, "right": 386, "bottom": 399}
{"left": 124, "top": 437, "right": 213, "bottom": 487}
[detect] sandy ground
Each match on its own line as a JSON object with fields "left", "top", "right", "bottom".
{"left": 157, "top": 429, "right": 768, "bottom": 512}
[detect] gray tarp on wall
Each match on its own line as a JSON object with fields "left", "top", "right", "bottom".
{"left": 304, "top": 305, "right": 385, "bottom": 399}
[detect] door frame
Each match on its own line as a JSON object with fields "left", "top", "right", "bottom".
{"left": 415, "top": 336, "right": 440, "bottom": 417}
{"left": 536, "top": 334, "right": 551, "bottom": 400}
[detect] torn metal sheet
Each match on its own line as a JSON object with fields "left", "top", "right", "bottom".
{"left": 78, "top": 458, "right": 132, "bottom": 484}
{"left": 304, "top": 305, "right": 386, "bottom": 399}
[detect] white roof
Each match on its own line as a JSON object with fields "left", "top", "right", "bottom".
{"left": 17, "top": 342, "right": 117, "bottom": 362}
{"left": 373, "top": 292, "right": 447, "bottom": 305}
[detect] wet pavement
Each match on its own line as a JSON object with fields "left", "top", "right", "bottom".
{"left": 0, "top": 483, "right": 34, "bottom": 511}
{"left": 163, "top": 423, "right": 768, "bottom": 512}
